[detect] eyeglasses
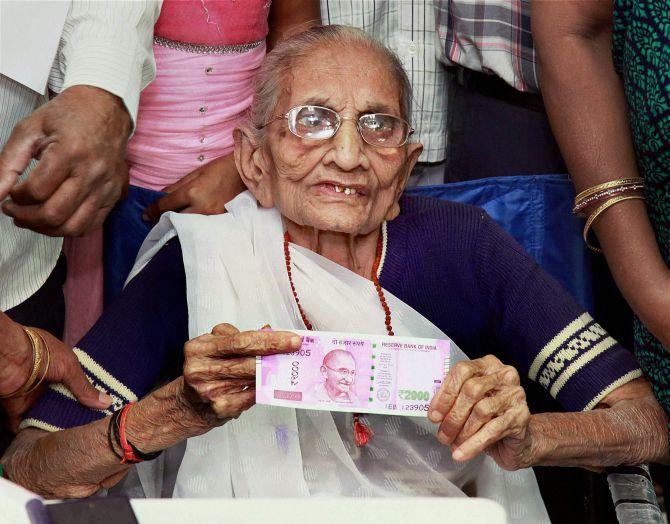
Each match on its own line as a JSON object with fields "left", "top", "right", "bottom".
{"left": 262, "top": 105, "right": 414, "bottom": 148}
{"left": 324, "top": 365, "right": 356, "bottom": 379}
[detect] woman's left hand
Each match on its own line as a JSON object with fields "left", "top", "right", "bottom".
{"left": 428, "top": 355, "right": 534, "bottom": 470}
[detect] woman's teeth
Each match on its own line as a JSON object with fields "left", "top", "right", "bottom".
{"left": 334, "top": 185, "right": 357, "bottom": 195}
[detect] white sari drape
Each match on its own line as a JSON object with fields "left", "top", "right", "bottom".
{"left": 127, "top": 192, "right": 549, "bottom": 523}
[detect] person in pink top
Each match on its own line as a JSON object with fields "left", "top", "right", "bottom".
{"left": 96, "top": 1, "right": 320, "bottom": 307}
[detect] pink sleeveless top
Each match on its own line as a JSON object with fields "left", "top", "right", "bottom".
{"left": 127, "top": 0, "right": 269, "bottom": 190}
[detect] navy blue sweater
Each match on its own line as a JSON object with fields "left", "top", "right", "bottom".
{"left": 25, "top": 196, "right": 641, "bottom": 431}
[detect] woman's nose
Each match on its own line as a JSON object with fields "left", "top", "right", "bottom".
{"left": 330, "top": 119, "right": 365, "bottom": 171}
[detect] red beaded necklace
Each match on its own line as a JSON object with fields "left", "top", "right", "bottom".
{"left": 283, "top": 229, "right": 394, "bottom": 336}
{"left": 283, "top": 228, "right": 393, "bottom": 446}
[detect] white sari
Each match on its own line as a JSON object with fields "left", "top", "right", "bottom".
{"left": 126, "top": 192, "right": 549, "bottom": 523}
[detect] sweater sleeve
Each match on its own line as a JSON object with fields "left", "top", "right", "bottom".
{"left": 475, "top": 214, "right": 642, "bottom": 412}
{"left": 21, "top": 239, "right": 189, "bottom": 432}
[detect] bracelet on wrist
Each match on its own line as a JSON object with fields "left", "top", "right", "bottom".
{"left": 107, "top": 404, "right": 163, "bottom": 464}
{"left": 574, "top": 177, "right": 644, "bottom": 204}
{"left": 583, "top": 194, "right": 646, "bottom": 253}
{"left": 573, "top": 183, "right": 645, "bottom": 217}
{"left": 0, "top": 328, "right": 50, "bottom": 399}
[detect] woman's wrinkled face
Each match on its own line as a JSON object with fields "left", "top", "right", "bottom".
{"left": 253, "top": 46, "right": 422, "bottom": 235}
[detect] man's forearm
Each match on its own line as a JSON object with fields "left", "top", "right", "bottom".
{"left": 533, "top": 3, "right": 670, "bottom": 342}
{"left": 0, "top": 313, "right": 31, "bottom": 395}
{"left": 528, "top": 396, "right": 668, "bottom": 469}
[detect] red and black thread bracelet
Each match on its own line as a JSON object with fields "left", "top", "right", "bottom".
{"left": 107, "top": 404, "right": 163, "bottom": 463}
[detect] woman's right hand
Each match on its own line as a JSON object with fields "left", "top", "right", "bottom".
{"left": 181, "top": 323, "right": 302, "bottom": 425}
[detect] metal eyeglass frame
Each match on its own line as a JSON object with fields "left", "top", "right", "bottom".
{"left": 261, "top": 105, "right": 414, "bottom": 148}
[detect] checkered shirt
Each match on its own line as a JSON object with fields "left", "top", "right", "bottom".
{"left": 321, "top": 0, "right": 448, "bottom": 163}
{"left": 435, "top": 0, "right": 539, "bottom": 93}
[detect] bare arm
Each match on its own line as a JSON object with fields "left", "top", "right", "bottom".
{"left": 267, "top": 0, "right": 321, "bottom": 49}
{"left": 4, "top": 378, "right": 215, "bottom": 498}
{"left": 532, "top": 1, "right": 670, "bottom": 349}
{"left": 429, "top": 357, "right": 668, "bottom": 470}
{"left": 2, "top": 326, "right": 302, "bottom": 499}
{"left": 525, "top": 379, "right": 668, "bottom": 469}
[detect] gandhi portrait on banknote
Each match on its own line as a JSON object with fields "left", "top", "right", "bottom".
{"left": 308, "top": 349, "right": 359, "bottom": 404}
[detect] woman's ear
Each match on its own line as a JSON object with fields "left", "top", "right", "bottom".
{"left": 400, "top": 142, "right": 423, "bottom": 191}
{"left": 385, "top": 142, "right": 424, "bottom": 222}
{"left": 233, "top": 127, "right": 275, "bottom": 208}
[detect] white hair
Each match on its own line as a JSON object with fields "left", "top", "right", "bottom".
{"left": 248, "top": 25, "right": 413, "bottom": 142}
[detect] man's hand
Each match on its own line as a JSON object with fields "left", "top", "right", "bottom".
{"left": 142, "top": 153, "right": 246, "bottom": 223}
{"left": 0, "top": 85, "right": 132, "bottom": 236}
{"left": 0, "top": 314, "right": 112, "bottom": 431}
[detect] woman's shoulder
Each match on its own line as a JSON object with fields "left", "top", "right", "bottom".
{"left": 382, "top": 195, "right": 496, "bottom": 288}
{"left": 398, "top": 194, "right": 488, "bottom": 219}
{"left": 394, "top": 195, "right": 490, "bottom": 245}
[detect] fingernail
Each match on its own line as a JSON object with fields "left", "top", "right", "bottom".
{"left": 452, "top": 449, "right": 465, "bottom": 461}
{"left": 290, "top": 336, "right": 303, "bottom": 349}
{"left": 429, "top": 410, "right": 443, "bottom": 423}
{"left": 99, "top": 392, "right": 113, "bottom": 406}
{"left": 141, "top": 213, "right": 149, "bottom": 222}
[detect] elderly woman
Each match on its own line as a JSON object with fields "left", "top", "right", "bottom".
{"left": 2, "top": 26, "right": 668, "bottom": 521}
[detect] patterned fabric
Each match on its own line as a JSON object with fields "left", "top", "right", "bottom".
{"left": 321, "top": 0, "right": 448, "bottom": 163}
{"left": 612, "top": 0, "right": 670, "bottom": 415}
{"left": 435, "top": 0, "right": 538, "bottom": 93}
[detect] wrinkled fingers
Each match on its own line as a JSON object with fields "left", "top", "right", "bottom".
{"left": 227, "top": 330, "right": 302, "bottom": 356}
{"left": 210, "top": 388, "right": 256, "bottom": 419}
{"left": 185, "top": 355, "right": 256, "bottom": 383}
{"left": 211, "top": 323, "right": 240, "bottom": 336}
{"left": 184, "top": 330, "right": 302, "bottom": 361}
{"left": 452, "top": 383, "right": 524, "bottom": 447}
{"left": 435, "top": 372, "right": 502, "bottom": 444}
{"left": 452, "top": 386, "right": 530, "bottom": 461}
{"left": 193, "top": 378, "right": 255, "bottom": 403}
{"left": 429, "top": 356, "right": 517, "bottom": 424}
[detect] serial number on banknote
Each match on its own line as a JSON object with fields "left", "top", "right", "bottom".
{"left": 256, "top": 330, "right": 451, "bottom": 417}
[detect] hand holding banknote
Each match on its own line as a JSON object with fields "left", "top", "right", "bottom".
{"left": 428, "top": 355, "right": 533, "bottom": 470}
{"left": 182, "top": 323, "right": 302, "bottom": 425}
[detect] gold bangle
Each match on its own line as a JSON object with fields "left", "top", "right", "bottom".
{"left": 21, "top": 330, "right": 50, "bottom": 397}
{"left": 574, "top": 177, "right": 644, "bottom": 206}
{"left": 0, "top": 328, "right": 50, "bottom": 399}
{"left": 583, "top": 194, "right": 646, "bottom": 253}
{"left": 0, "top": 328, "right": 41, "bottom": 399}
{"left": 572, "top": 184, "right": 645, "bottom": 216}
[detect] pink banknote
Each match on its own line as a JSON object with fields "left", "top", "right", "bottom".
{"left": 256, "top": 330, "right": 451, "bottom": 416}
